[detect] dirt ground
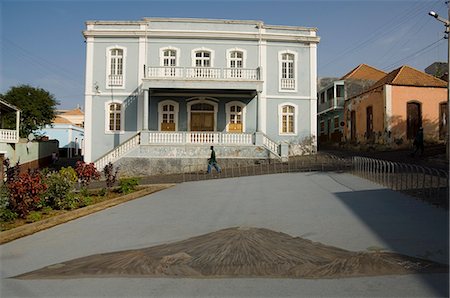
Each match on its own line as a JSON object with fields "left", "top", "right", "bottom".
{"left": 15, "top": 227, "right": 448, "bottom": 280}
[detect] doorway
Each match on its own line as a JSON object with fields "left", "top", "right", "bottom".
{"left": 189, "top": 101, "right": 216, "bottom": 131}
{"left": 407, "top": 102, "right": 422, "bottom": 139}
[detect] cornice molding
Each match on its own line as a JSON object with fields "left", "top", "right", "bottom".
{"left": 82, "top": 29, "right": 320, "bottom": 43}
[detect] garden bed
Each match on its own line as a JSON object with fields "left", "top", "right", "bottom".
{"left": 0, "top": 184, "right": 174, "bottom": 244}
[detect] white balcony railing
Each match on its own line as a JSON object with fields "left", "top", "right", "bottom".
{"left": 0, "top": 129, "right": 19, "bottom": 143}
{"left": 108, "top": 74, "right": 123, "bottom": 86}
{"left": 280, "top": 78, "right": 295, "bottom": 90}
{"left": 146, "top": 67, "right": 259, "bottom": 81}
{"left": 146, "top": 131, "right": 253, "bottom": 145}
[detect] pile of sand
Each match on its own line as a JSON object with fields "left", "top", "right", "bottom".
{"left": 15, "top": 227, "right": 447, "bottom": 279}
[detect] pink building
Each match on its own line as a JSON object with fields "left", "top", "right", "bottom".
{"left": 344, "top": 65, "right": 448, "bottom": 148}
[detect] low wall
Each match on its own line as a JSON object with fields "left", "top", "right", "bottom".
{"left": 0, "top": 139, "right": 58, "bottom": 172}
{"left": 115, "top": 157, "right": 272, "bottom": 177}
{"left": 128, "top": 145, "right": 270, "bottom": 159}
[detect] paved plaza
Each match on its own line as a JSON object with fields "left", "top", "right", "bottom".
{"left": 1, "top": 172, "right": 448, "bottom": 297}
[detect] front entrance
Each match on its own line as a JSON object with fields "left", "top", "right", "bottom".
{"left": 189, "top": 101, "right": 216, "bottom": 131}
{"left": 191, "top": 112, "right": 214, "bottom": 131}
{"left": 407, "top": 102, "right": 422, "bottom": 139}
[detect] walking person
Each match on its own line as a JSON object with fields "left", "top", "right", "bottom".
{"left": 411, "top": 127, "right": 424, "bottom": 157}
{"left": 207, "top": 146, "right": 221, "bottom": 173}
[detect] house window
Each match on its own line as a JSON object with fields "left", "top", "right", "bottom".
{"left": 161, "top": 48, "right": 178, "bottom": 77}
{"left": 320, "top": 92, "right": 325, "bottom": 104}
{"left": 163, "top": 50, "right": 176, "bottom": 67}
{"left": 158, "top": 100, "right": 179, "bottom": 131}
{"left": 326, "top": 87, "right": 334, "bottom": 102}
{"left": 334, "top": 117, "right": 340, "bottom": 131}
{"left": 195, "top": 51, "right": 211, "bottom": 67}
{"left": 226, "top": 101, "right": 245, "bottom": 132}
{"left": 229, "top": 51, "right": 243, "bottom": 78}
{"left": 108, "top": 103, "right": 122, "bottom": 132}
{"left": 279, "top": 104, "right": 297, "bottom": 134}
{"left": 280, "top": 52, "right": 296, "bottom": 91}
{"left": 190, "top": 48, "right": 215, "bottom": 78}
{"left": 336, "top": 85, "right": 344, "bottom": 98}
{"left": 108, "top": 48, "right": 124, "bottom": 87}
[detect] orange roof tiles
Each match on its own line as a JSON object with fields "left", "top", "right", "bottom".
{"left": 340, "top": 64, "right": 387, "bottom": 81}
{"left": 60, "top": 108, "right": 84, "bottom": 116}
{"left": 52, "top": 116, "right": 73, "bottom": 124}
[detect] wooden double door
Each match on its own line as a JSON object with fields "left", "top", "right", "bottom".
{"left": 190, "top": 112, "right": 214, "bottom": 131}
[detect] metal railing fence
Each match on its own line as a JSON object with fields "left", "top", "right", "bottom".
{"left": 352, "top": 156, "right": 448, "bottom": 208}
{"left": 90, "top": 154, "right": 448, "bottom": 210}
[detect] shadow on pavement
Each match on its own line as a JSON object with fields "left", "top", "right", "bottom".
{"left": 334, "top": 188, "right": 449, "bottom": 297}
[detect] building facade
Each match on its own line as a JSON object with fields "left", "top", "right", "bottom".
{"left": 317, "top": 64, "right": 386, "bottom": 146}
{"left": 343, "top": 65, "right": 448, "bottom": 148}
{"left": 83, "top": 18, "right": 319, "bottom": 173}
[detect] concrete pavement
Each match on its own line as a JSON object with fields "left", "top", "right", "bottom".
{"left": 1, "top": 172, "right": 448, "bottom": 297}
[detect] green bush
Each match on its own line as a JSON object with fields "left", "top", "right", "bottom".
{"left": 118, "top": 178, "right": 140, "bottom": 194}
{"left": 0, "top": 207, "right": 18, "bottom": 222}
{"left": 42, "top": 167, "right": 78, "bottom": 210}
{"left": 77, "top": 195, "right": 93, "bottom": 208}
{"left": 26, "top": 211, "right": 42, "bottom": 223}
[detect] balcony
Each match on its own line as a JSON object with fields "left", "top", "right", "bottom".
{"left": 317, "top": 97, "right": 345, "bottom": 115}
{"left": 143, "top": 67, "right": 262, "bottom": 91}
{"left": 108, "top": 75, "right": 123, "bottom": 86}
{"left": 0, "top": 129, "right": 19, "bottom": 143}
{"left": 147, "top": 67, "right": 259, "bottom": 81}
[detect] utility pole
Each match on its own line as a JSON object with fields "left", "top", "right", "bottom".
{"left": 429, "top": 2, "right": 450, "bottom": 160}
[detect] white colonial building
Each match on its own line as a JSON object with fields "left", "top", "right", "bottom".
{"left": 83, "top": 18, "right": 319, "bottom": 175}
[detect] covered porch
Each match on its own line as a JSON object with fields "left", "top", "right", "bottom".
{"left": 141, "top": 87, "right": 263, "bottom": 134}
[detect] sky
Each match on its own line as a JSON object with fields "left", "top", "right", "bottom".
{"left": 1, "top": 0, "right": 449, "bottom": 109}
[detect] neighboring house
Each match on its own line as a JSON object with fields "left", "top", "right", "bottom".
{"left": 56, "top": 108, "right": 84, "bottom": 128}
{"left": 0, "top": 99, "right": 58, "bottom": 179}
{"left": 0, "top": 99, "right": 20, "bottom": 180}
{"left": 39, "top": 114, "right": 85, "bottom": 158}
{"left": 83, "top": 18, "right": 320, "bottom": 175}
{"left": 317, "top": 64, "right": 386, "bottom": 145}
{"left": 343, "top": 65, "right": 448, "bottom": 148}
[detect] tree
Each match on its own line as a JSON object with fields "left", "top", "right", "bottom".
{"left": 2, "top": 85, "right": 59, "bottom": 137}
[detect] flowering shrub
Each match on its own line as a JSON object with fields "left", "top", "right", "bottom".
{"left": 75, "top": 161, "right": 100, "bottom": 187}
{"left": 3, "top": 158, "right": 20, "bottom": 183}
{"left": 7, "top": 171, "right": 47, "bottom": 218}
{"left": 103, "top": 162, "right": 119, "bottom": 190}
{"left": 42, "top": 167, "right": 78, "bottom": 210}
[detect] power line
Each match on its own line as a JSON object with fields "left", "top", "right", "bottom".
{"left": 380, "top": 37, "right": 445, "bottom": 70}
{"left": 319, "top": 0, "right": 438, "bottom": 71}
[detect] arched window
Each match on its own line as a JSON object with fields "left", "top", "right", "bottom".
{"left": 195, "top": 51, "right": 211, "bottom": 67}
{"left": 226, "top": 101, "right": 245, "bottom": 132}
{"left": 158, "top": 100, "right": 179, "bottom": 131}
{"left": 107, "top": 47, "right": 126, "bottom": 87}
{"left": 107, "top": 103, "right": 122, "bottom": 132}
{"left": 279, "top": 104, "right": 297, "bottom": 134}
{"left": 228, "top": 51, "right": 243, "bottom": 78}
{"left": 161, "top": 48, "right": 178, "bottom": 77}
{"left": 279, "top": 51, "right": 297, "bottom": 91}
{"left": 163, "top": 49, "right": 177, "bottom": 67}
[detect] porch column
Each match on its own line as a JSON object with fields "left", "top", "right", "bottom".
{"left": 256, "top": 91, "right": 262, "bottom": 132}
{"left": 143, "top": 89, "right": 149, "bottom": 130}
{"left": 15, "top": 110, "right": 20, "bottom": 140}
